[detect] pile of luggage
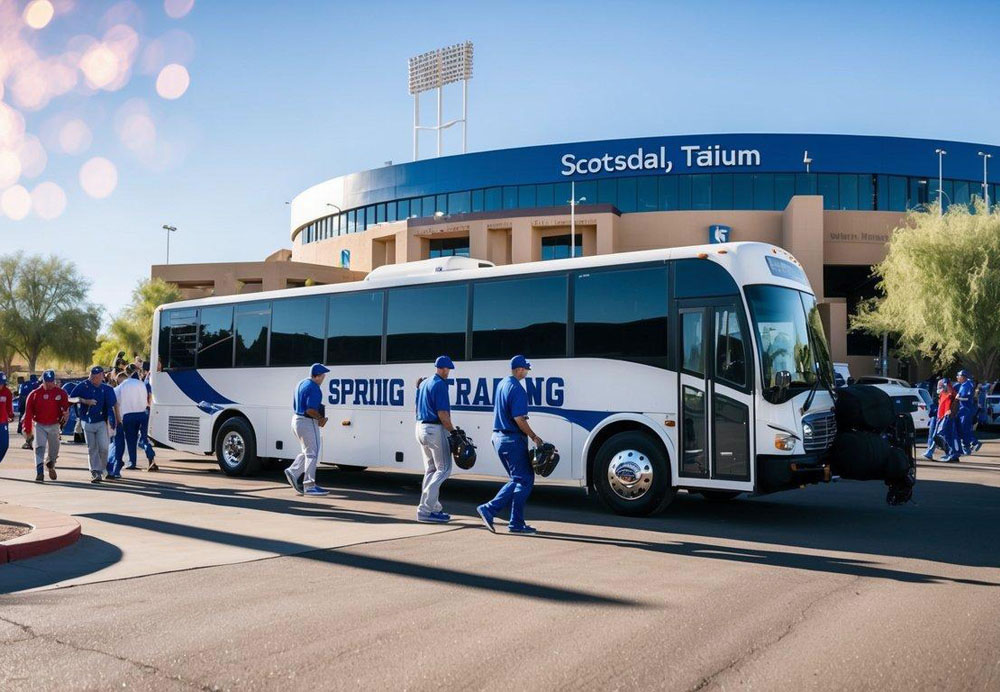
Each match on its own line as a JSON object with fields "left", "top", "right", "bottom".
{"left": 830, "top": 385, "right": 917, "bottom": 505}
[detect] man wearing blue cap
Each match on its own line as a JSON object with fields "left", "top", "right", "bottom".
{"left": 286, "top": 363, "right": 331, "bottom": 496}
{"left": 23, "top": 370, "right": 70, "bottom": 482}
{"left": 477, "top": 355, "right": 545, "bottom": 535}
{"left": 73, "top": 366, "right": 119, "bottom": 483}
{"left": 414, "top": 356, "right": 457, "bottom": 523}
{"left": 955, "top": 369, "right": 982, "bottom": 454}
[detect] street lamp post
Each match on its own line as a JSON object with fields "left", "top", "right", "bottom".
{"left": 162, "top": 224, "right": 177, "bottom": 264}
{"left": 568, "top": 181, "right": 586, "bottom": 259}
{"left": 935, "top": 148, "right": 947, "bottom": 216}
{"left": 978, "top": 152, "right": 992, "bottom": 208}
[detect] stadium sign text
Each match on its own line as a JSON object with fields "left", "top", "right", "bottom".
{"left": 560, "top": 145, "right": 761, "bottom": 176}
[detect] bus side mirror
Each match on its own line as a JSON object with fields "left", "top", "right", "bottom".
{"left": 775, "top": 370, "right": 792, "bottom": 397}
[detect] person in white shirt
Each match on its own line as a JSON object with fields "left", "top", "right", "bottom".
{"left": 115, "top": 366, "right": 158, "bottom": 472}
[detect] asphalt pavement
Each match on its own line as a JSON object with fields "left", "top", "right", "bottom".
{"left": 1, "top": 431, "right": 998, "bottom": 690}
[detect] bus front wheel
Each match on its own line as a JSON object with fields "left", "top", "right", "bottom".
{"left": 593, "top": 431, "right": 675, "bottom": 516}
{"left": 216, "top": 417, "right": 260, "bottom": 477}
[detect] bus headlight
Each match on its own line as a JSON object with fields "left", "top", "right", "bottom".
{"left": 774, "top": 434, "right": 796, "bottom": 451}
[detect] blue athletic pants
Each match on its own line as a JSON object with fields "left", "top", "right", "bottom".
{"left": 484, "top": 432, "right": 534, "bottom": 529}
{"left": 0, "top": 424, "right": 7, "bottom": 463}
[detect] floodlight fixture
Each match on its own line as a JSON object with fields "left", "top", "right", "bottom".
{"left": 408, "top": 42, "right": 474, "bottom": 160}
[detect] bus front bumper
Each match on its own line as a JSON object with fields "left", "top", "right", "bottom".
{"left": 756, "top": 453, "right": 832, "bottom": 494}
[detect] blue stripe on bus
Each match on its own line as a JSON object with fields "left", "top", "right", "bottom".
{"left": 167, "top": 370, "right": 236, "bottom": 408}
{"left": 451, "top": 405, "right": 612, "bottom": 431}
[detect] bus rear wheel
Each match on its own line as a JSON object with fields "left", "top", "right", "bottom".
{"left": 594, "top": 431, "right": 675, "bottom": 516}
{"left": 216, "top": 417, "right": 260, "bottom": 477}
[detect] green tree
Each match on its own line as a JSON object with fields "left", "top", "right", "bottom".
{"left": 93, "top": 278, "right": 182, "bottom": 366}
{"left": 0, "top": 252, "right": 100, "bottom": 373}
{"left": 853, "top": 200, "right": 1000, "bottom": 379}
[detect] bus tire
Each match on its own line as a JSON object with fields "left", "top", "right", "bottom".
{"left": 215, "top": 417, "right": 260, "bottom": 477}
{"left": 335, "top": 464, "right": 368, "bottom": 472}
{"left": 697, "top": 489, "right": 742, "bottom": 501}
{"left": 594, "top": 431, "right": 675, "bottom": 516}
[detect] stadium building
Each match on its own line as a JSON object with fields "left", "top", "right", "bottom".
{"left": 283, "top": 133, "right": 998, "bottom": 380}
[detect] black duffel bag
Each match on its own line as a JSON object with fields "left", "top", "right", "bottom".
{"left": 829, "top": 430, "right": 891, "bottom": 480}
{"left": 835, "top": 385, "right": 895, "bottom": 432}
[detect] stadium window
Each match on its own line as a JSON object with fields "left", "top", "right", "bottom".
{"left": 774, "top": 174, "right": 795, "bottom": 210}
{"left": 270, "top": 296, "right": 326, "bottom": 366}
{"left": 541, "top": 234, "right": 582, "bottom": 260}
{"left": 553, "top": 182, "right": 572, "bottom": 208}
{"left": 536, "top": 183, "right": 554, "bottom": 207}
{"left": 637, "top": 176, "right": 658, "bottom": 211}
{"left": 485, "top": 187, "right": 502, "bottom": 211}
{"left": 471, "top": 189, "right": 484, "bottom": 212}
{"left": 448, "top": 190, "right": 471, "bottom": 214}
{"left": 574, "top": 266, "right": 669, "bottom": 368}
{"left": 677, "top": 175, "right": 692, "bottom": 209}
{"left": 421, "top": 195, "right": 435, "bottom": 216}
{"left": 198, "top": 305, "right": 234, "bottom": 369}
{"left": 502, "top": 186, "right": 518, "bottom": 210}
{"left": 888, "top": 176, "right": 907, "bottom": 211}
{"left": 753, "top": 173, "right": 774, "bottom": 210}
{"left": 472, "top": 275, "right": 567, "bottom": 359}
{"left": 518, "top": 184, "right": 537, "bottom": 208}
{"left": 234, "top": 302, "right": 270, "bottom": 368}
{"left": 795, "top": 173, "right": 817, "bottom": 195}
{"left": 659, "top": 175, "right": 678, "bottom": 210}
{"left": 327, "top": 292, "right": 384, "bottom": 365}
{"left": 436, "top": 194, "right": 448, "bottom": 215}
{"left": 597, "top": 178, "right": 617, "bottom": 206}
{"left": 954, "top": 180, "right": 970, "bottom": 207}
{"left": 818, "top": 174, "right": 839, "bottom": 210}
{"left": 386, "top": 284, "right": 468, "bottom": 362}
{"left": 376, "top": 204, "right": 386, "bottom": 224}
{"left": 429, "top": 237, "right": 470, "bottom": 258}
{"left": 398, "top": 199, "right": 410, "bottom": 220}
{"left": 733, "top": 174, "right": 753, "bottom": 209}
{"left": 691, "top": 174, "right": 711, "bottom": 210}
{"left": 859, "top": 175, "right": 875, "bottom": 210}
{"left": 365, "top": 205, "right": 375, "bottom": 228}
{"left": 839, "top": 174, "right": 859, "bottom": 210}
{"left": 617, "top": 177, "right": 637, "bottom": 212}
{"left": 386, "top": 201, "right": 397, "bottom": 223}
{"left": 575, "top": 181, "right": 597, "bottom": 206}
{"left": 711, "top": 174, "right": 733, "bottom": 210}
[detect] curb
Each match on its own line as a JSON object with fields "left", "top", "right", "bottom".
{"left": 0, "top": 504, "right": 82, "bottom": 564}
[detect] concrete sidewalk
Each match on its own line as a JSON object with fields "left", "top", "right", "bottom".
{"left": 0, "top": 432, "right": 459, "bottom": 592}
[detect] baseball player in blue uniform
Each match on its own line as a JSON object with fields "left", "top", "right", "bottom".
{"left": 477, "top": 355, "right": 544, "bottom": 535}
{"left": 286, "top": 363, "right": 331, "bottom": 496}
{"left": 955, "top": 370, "right": 982, "bottom": 454}
{"left": 414, "top": 355, "right": 457, "bottom": 523}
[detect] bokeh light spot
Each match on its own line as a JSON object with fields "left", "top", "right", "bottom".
{"left": 31, "top": 181, "right": 67, "bottom": 220}
{"left": 59, "top": 118, "right": 92, "bottom": 154}
{"left": 164, "top": 0, "right": 194, "bottom": 19}
{"left": 24, "top": 0, "right": 55, "bottom": 29}
{"left": 155, "top": 63, "right": 189, "bottom": 99}
{"left": 80, "top": 43, "right": 121, "bottom": 89}
{"left": 0, "top": 150, "right": 22, "bottom": 188}
{"left": 17, "top": 136, "right": 47, "bottom": 178}
{"left": 79, "top": 156, "right": 118, "bottom": 198}
{"left": 1, "top": 185, "right": 32, "bottom": 220}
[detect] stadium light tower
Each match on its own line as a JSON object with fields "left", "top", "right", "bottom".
{"left": 162, "top": 224, "right": 177, "bottom": 264}
{"left": 408, "top": 41, "right": 474, "bottom": 160}
{"left": 978, "top": 151, "right": 992, "bottom": 208}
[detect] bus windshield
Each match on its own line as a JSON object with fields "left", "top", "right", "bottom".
{"left": 745, "top": 285, "right": 834, "bottom": 398}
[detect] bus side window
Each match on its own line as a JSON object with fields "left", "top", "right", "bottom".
{"left": 714, "top": 307, "right": 746, "bottom": 388}
{"left": 235, "top": 302, "right": 270, "bottom": 368}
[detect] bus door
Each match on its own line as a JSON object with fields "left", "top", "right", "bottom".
{"left": 677, "top": 300, "right": 754, "bottom": 490}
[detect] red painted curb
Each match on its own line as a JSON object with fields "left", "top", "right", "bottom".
{"left": 0, "top": 505, "right": 82, "bottom": 563}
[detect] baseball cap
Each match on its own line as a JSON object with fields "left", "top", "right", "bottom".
{"left": 957, "top": 369, "right": 970, "bottom": 378}
{"left": 29, "top": 373, "right": 37, "bottom": 381}
{"left": 90, "top": 365, "right": 104, "bottom": 376}
{"left": 310, "top": 363, "right": 330, "bottom": 377}
{"left": 42, "top": 369, "right": 56, "bottom": 382}
{"left": 510, "top": 355, "right": 531, "bottom": 371}
{"left": 435, "top": 355, "right": 455, "bottom": 369}
{"left": 0, "top": 372, "right": 6, "bottom": 385}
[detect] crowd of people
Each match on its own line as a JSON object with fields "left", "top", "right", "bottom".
{"left": 0, "top": 351, "right": 158, "bottom": 484}
{"left": 921, "top": 369, "right": 995, "bottom": 463}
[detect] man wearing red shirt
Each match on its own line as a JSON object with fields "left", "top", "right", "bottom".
{"left": 0, "top": 372, "right": 13, "bottom": 464}
{"left": 23, "top": 370, "right": 70, "bottom": 482}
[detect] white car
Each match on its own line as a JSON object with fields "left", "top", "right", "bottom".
{"left": 986, "top": 395, "right": 1000, "bottom": 425}
{"left": 857, "top": 375, "right": 912, "bottom": 388}
{"left": 872, "top": 384, "right": 933, "bottom": 431}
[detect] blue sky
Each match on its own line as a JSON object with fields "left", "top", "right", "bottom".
{"left": 3, "top": 0, "right": 1000, "bottom": 317}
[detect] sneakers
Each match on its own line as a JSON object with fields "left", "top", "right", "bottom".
{"left": 417, "top": 511, "right": 450, "bottom": 523}
{"left": 45, "top": 460, "right": 57, "bottom": 480}
{"left": 972, "top": 441, "right": 983, "bottom": 453}
{"left": 921, "top": 449, "right": 934, "bottom": 460}
{"left": 284, "top": 468, "right": 304, "bottom": 495}
{"left": 941, "top": 455, "right": 960, "bottom": 463}
{"left": 476, "top": 505, "right": 495, "bottom": 533}
{"left": 34, "top": 471, "right": 44, "bottom": 483}
{"left": 507, "top": 524, "right": 538, "bottom": 535}
{"left": 146, "top": 462, "right": 159, "bottom": 472}
{"left": 126, "top": 464, "right": 138, "bottom": 470}
{"left": 91, "top": 472, "right": 103, "bottom": 484}
{"left": 303, "top": 485, "right": 330, "bottom": 496}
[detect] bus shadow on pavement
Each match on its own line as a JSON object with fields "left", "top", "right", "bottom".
{"left": 0, "top": 536, "right": 123, "bottom": 595}
{"left": 76, "top": 512, "right": 648, "bottom": 608}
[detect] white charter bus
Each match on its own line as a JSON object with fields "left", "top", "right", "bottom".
{"left": 149, "top": 242, "right": 841, "bottom": 516}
